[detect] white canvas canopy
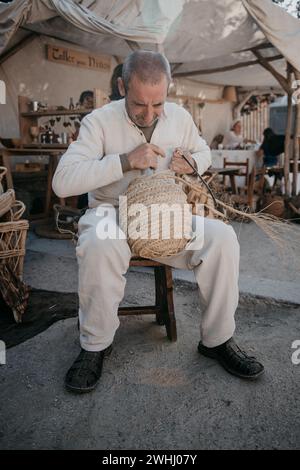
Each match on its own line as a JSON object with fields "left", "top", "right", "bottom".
{"left": 0, "top": 0, "right": 299, "bottom": 194}
{"left": 0, "top": 0, "right": 300, "bottom": 88}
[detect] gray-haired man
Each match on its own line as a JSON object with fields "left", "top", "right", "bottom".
{"left": 53, "top": 50, "right": 264, "bottom": 393}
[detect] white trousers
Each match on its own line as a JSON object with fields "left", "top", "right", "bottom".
{"left": 76, "top": 206, "right": 240, "bottom": 351}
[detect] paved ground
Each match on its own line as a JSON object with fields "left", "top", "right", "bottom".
{"left": 1, "top": 220, "right": 300, "bottom": 450}
{"left": 1, "top": 272, "right": 300, "bottom": 450}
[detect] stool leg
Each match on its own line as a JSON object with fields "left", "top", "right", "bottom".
{"left": 154, "top": 266, "right": 177, "bottom": 341}
{"left": 155, "top": 266, "right": 165, "bottom": 326}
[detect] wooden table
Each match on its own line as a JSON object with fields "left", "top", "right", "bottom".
{"left": 0, "top": 147, "right": 65, "bottom": 219}
{"left": 204, "top": 166, "right": 241, "bottom": 194}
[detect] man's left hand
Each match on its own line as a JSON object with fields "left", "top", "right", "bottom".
{"left": 169, "top": 148, "right": 196, "bottom": 175}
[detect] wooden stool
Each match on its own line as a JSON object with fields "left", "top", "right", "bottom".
{"left": 118, "top": 257, "right": 177, "bottom": 342}
{"left": 54, "top": 205, "right": 177, "bottom": 342}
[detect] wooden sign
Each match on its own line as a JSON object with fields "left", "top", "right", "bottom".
{"left": 46, "top": 44, "right": 111, "bottom": 72}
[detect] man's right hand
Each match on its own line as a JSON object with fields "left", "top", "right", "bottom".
{"left": 126, "top": 143, "right": 165, "bottom": 170}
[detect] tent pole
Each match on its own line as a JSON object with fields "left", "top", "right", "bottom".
{"left": 126, "top": 40, "right": 141, "bottom": 51}
{"left": 251, "top": 50, "right": 295, "bottom": 196}
{"left": 251, "top": 50, "right": 289, "bottom": 93}
{"left": 284, "top": 64, "right": 293, "bottom": 197}
{"left": 173, "top": 55, "right": 282, "bottom": 79}
{"left": 171, "top": 63, "right": 182, "bottom": 74}
{"left": 0, "top": 32, "right": 36, "bottom": 65}
{"left": 292, "top": 68, "right": 300, "bottom": 196}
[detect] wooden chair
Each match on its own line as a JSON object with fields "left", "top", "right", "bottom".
{"left": 55, "top": 205, "right": 177, "bottom": 342}
{"left": 119, "top": 257, "right": 177, "bottom": 342}
{"left": 289, "top": 160, "right": 300, "bottom": 173}
{"left": 223, "top": 157, "right": 250, "bottom": 194}
{"left": 230, "top": 165, "right": 266, "bottom": 211}
{"left": 247, "top": 166, "right": 266, "bottom": 210}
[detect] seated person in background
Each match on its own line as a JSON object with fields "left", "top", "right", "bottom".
{"left": 109, "top": 64, "right": 123, "bottom": 101}
{"left": 222, "top": 119, "right": 255, "bottom": 150}
{"left": 210, "top": 134, "right": 224, "bottom": 149}
{"left": 256, "top": 127, "right": 285, "bottom": 168}
{"left": 79, "top": 90, "right": 94, "bottom": 109}
{"left": 222, "top": 119, "right": 244, "bottom": 149}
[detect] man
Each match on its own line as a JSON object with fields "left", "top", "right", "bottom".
{"left": 52, "top": 51, "right": 264, "bottom": 394}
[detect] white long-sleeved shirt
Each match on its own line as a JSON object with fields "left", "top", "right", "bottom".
{"left": 222, "top": 130, "right": 244, "bottom": 149}
{"left": 52, "top": 98, "right": 212, "bottom": 208}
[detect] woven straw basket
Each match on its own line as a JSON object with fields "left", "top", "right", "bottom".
{"left": 0, "top": 198, "right": 29, "bottom": 279}
{"left": 260, "top": 194, "right": 285, "bottom": 218}
{"left": 0, "top": 188, "right": 16, "bottom": 218}
{"left": 0, "top": 166, "right": 7, "bottom": 195}
{"left": 119, "top": 171, "right": 193, "bottom": 259}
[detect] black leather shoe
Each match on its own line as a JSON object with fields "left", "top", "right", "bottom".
{"left": 198, "top": 338, "right": 264, "bottom": 379}
{"left": 65, "top": 345, "right": 113, "bottom": 393}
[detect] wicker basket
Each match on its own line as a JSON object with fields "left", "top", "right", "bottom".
{"left": 260, "top": 194, "right": 285, "bottom": 218}
{"left": 0, "top": 166, "right": 7, "bottom": 195}
{"left": 0, "top": 200, "right": 29, "bottom": 279}
{"left": 0, "top": 188, "right": 15, "bottom": 218}
{"left": 119, "top": 171, "right": 192, "bottom": 259}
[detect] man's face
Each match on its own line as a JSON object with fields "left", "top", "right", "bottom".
{"left": 119, "top": 74, "right": 168, "bottom": 128}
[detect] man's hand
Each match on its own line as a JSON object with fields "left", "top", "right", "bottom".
{"left": 126, "top": 143, "right": 165, "bottom": 170}
{"left": 169, "top": 148, "right": 196, "bottom": 175}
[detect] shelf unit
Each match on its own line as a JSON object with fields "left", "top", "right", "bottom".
{"left": 22, "top": 143, "right": 68, "bottom": 149}
{"left": 18, "top": 89, "right": 108, "bottom": 146}
{"left": 18, "top": 95, "right": 92, "bottom": 146}
{"left": 20, "top": 109, "right": 91, "bottom": 117}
